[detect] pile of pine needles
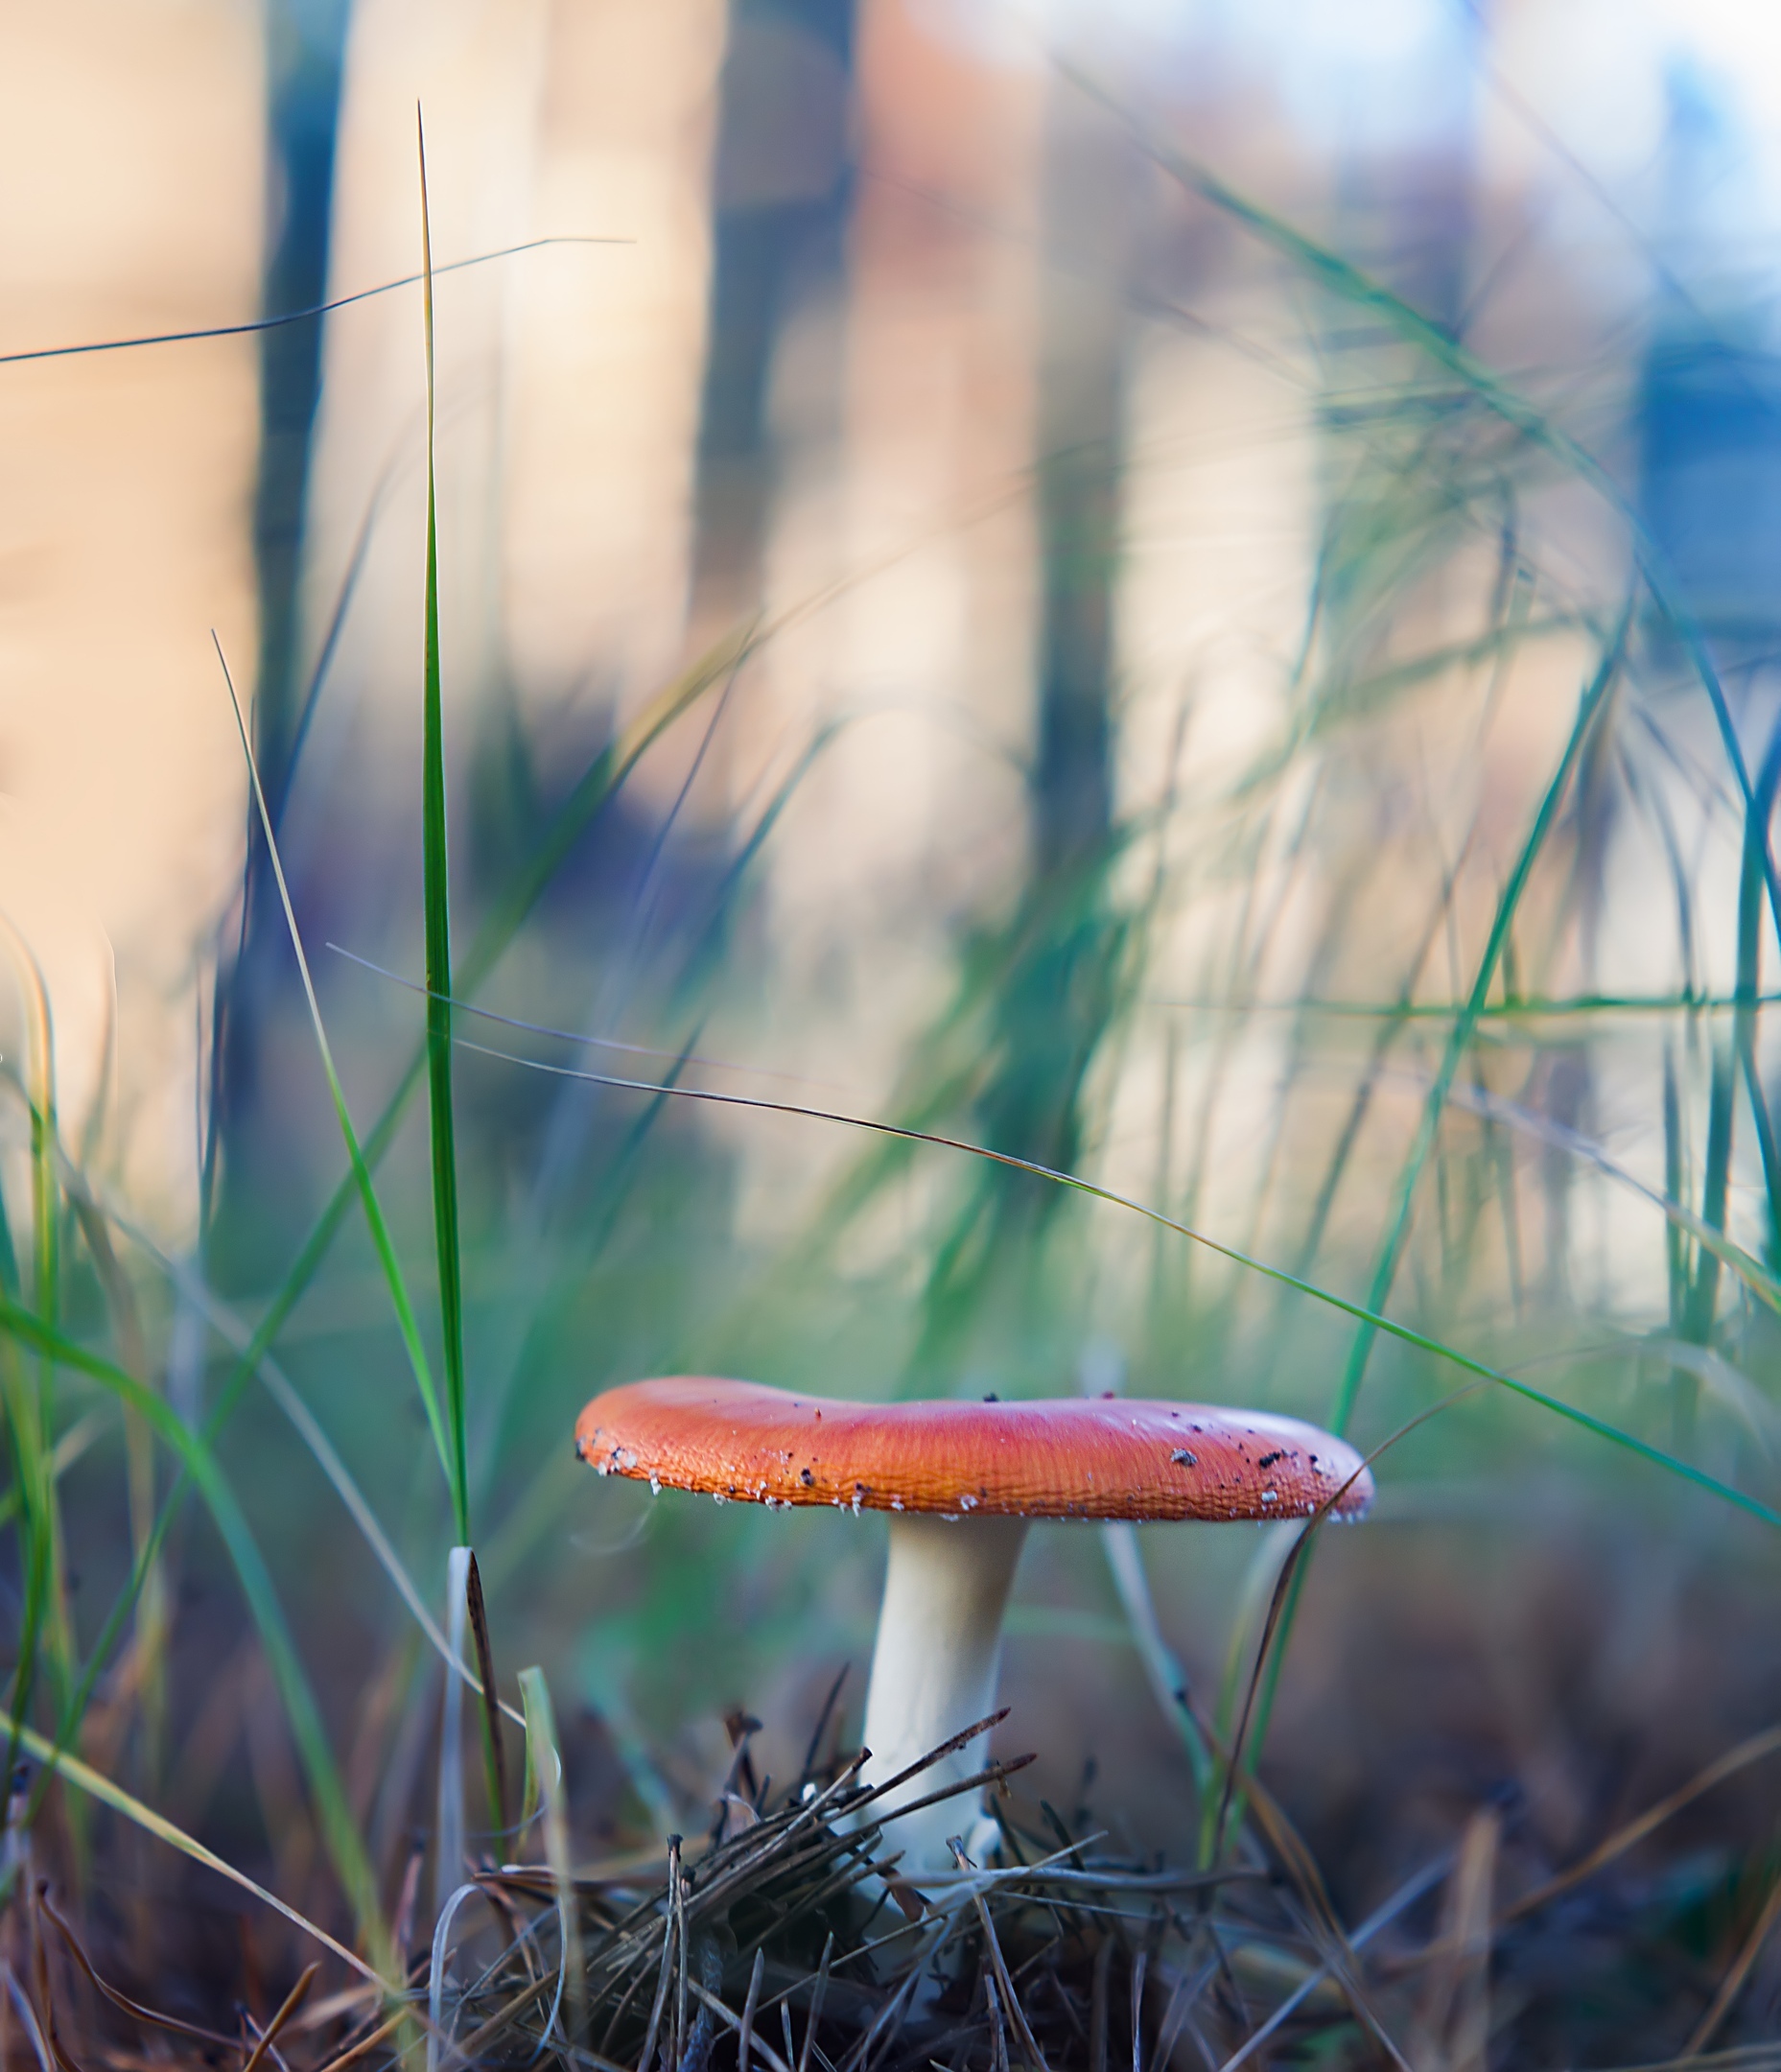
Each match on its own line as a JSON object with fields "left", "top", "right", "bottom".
{"left": 12, "top": 1699, "right": 1781, "bottom": 2070}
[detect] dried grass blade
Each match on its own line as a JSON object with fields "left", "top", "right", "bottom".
{"left": 1131, "top": 1947, "right": 1146, "bottom": 2072}
{"left": 845, "top": 1957, "right": 927, "bottom": 2072}
{"left": 795, "top": 1934, "right": 832, "bottom": 2072}
{"left": 870, "top": 1756, "right": 1036, "bottom": 1832}
{"left": 2, "top": 1963, "right": 53, "bottom": 2072}
{"left": 1408, "top": 1810, "right": 1496, "bottom": 2072}
{"left": 672, "top": 1841, "right": 691, "bottom": 2072}
{"left": 38, "top": 1888, "right": 236, "bottom": 2048}
{"left": 961, "top": 1857, "right": 1048, "bottom": 2072}
{"left": 1214, "top": 1852, "right": 1447, "bottom": 2072}
{"left": 844, "top": 1713, "right": 1011, "bottom": 1811}
{"left": 689, "top": 1977, "right": 791, "bottom": 2072}
{"left": 1090, "top": 1934, "right": 1111, "bottom": 2072}
{"left": 985, "top": 1971, "right": 1010, "bottom": 2072}
{"left": 313, "top": 2008, "right": 406, "bottom": 2072}
{"left": 739, "top": 1947, "right": 763, "bottom": 2072}
{"left": 28, "top": 1876, "right": 78, "bottom": 2072}
{"left": 1686, "top": 1870, "right": 1781, "bottom": 2053}
{"left": 1502, "top": 1722, "right": 1781, "bottom": 1925}
{"left": 242, "top": 1961, "right": 317, "bottom": 2072}
{"left": 637, "top": 1837, "right": 679, "bottom": 2072}
{"left": 465, "top": 1553, "right": 508, "bottom": 1833}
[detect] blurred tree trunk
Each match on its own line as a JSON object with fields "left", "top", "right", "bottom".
{"left": 687, "top": 0, "right": 855, "bottom": 638}
{"left": 1032, "top": 107, "right": 1130, "bottom": 882}
{"left": 208, "top": 0, "right": 352, "bottom": 1268}
{"left": 918, "top": 97, "right": 1141, "bottom": 1361}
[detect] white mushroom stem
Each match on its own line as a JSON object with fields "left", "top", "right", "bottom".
{"left": 859, "top": 1513, "right": 1029, "bottom": 1875}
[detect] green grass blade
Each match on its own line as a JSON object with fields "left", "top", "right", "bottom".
{"left": 0, "top": 1296, "right": 393, "bottom": 1970}
{"left": 214, "top": 633, "right": 453, "bottom": 1488}
{"left": 416, "top": 111, "right": 469, "bottom": 1544}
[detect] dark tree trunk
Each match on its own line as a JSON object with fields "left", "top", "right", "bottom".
{"left": 207, "top": 0, "right": 352, "bottom": 1268}
{"left": 688, "top": 0, "right": 855, "bottom": 629}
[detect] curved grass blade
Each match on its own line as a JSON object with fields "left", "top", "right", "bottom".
{"left": 417, "top": 110, "right": 470, "bottom": 1544}
{"left": 0, "top": 234, "right": 630, "bottom": 368}
{"left": 214, "top": 633, "right": 452, "bottom": 1488}
{"left": 448, "top": 1034, "right": 1781, "bottom": 1531}
{"left": 0, "top": 1297, "right": 393, "bottom": 1970}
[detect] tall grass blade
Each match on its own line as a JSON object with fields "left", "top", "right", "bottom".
{"left": 1099, "top": 1522, "right": 1209, "bottom": 1796}
{"left": 416, "top": 110, "right": 470, "bottom": 1543}
{"left": 0, "top": 234, "right": 631, "bottom": 370}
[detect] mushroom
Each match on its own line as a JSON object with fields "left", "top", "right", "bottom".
{"left": 574, "top": 1377, "right": 1372, "bottom": 1874}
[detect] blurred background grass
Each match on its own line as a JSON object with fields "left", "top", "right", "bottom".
{"left": 9, "top": 0, "right": 1781, "bottom": 2053}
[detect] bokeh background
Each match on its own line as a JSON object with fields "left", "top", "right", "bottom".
{"left": 8, "top": 0, "right": 1781, "bottom": 2051}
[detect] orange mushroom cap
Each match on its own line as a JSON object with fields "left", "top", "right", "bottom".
{"left": 574, "top": 1377, "right": 1373, "bottom": 1522}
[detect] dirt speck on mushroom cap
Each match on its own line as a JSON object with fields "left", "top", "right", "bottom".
{"left": 574, "top": 1377, "right": 1373, "bottom": 1521}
